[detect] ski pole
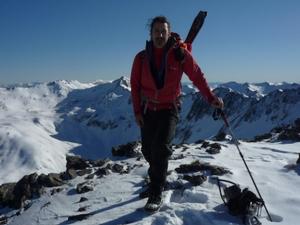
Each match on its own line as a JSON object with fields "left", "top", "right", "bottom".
{"left": 213, "top": 108, "right": 273, "bottom": 222}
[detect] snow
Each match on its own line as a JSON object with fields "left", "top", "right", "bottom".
{"left": 0, "top": 78, "right": 300, "bottom": 224}
{"left": 1, "top": 141, "right": 299, "bottom": 225}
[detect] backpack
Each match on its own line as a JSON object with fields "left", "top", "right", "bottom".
{"left": 217, "top": 178, "right": 264, "bottom": 225}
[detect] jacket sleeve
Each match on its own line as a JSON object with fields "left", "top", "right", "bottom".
{"left": 182, "top": 50, "right": 216, "bottom": 104}
{"left": 130, "top": 52, "right": 143, "bottom": 116}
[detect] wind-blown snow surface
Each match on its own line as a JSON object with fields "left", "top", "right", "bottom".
{"left": 1, "top": 141, "right": 299, "bottom": 225}
{"left": 0, "top": 78, "right": 299, "bottom": 185}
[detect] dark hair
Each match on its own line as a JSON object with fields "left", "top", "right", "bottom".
{"left": 148, "top": 16, "right": 171, "bottom": 34}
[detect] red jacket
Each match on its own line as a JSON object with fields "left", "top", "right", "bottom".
{"left": 130, "top": 46, "right": 215, "bottom": 116}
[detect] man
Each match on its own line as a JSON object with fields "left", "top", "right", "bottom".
{"left": 130, "top": 16, "right": 223, "bottom": 212}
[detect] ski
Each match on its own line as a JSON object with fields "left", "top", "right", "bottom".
{"left": 184, "top": 10, "right": 207, "bottom": 44}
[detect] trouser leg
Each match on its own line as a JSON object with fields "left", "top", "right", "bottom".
{"left": 141, "top": 109, "right": 178, "bottom": 195}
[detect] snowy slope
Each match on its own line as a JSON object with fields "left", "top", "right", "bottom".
{"left": 0, "top": 81, "right": 94, "bottom": 184}
{"left": 1, "top": 141, "right": 299, "bottom": 225}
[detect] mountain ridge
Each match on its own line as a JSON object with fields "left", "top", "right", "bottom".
{"left": 0, "top": 77, "right": 299, "bottom": 184}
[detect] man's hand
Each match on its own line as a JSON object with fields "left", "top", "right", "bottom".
{"left": 211, "top": 96, "right": 224, "bottom": 109}
{"left": 135, "top": 114, "right": 144, "bottom": 127}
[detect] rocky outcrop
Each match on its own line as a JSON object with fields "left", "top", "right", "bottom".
{"left": 0, "top": 141, "right": 231, "bottom": 210}
{"left": 253, "top": 118, "right": 300, "bottom": 142}
{"left": 0, "top": 152, "right": 139, "bottom": 209}
{"left": 0, "top": 215, "right": 8, "bottom": 225}
{"left": 111, "top": 141, "right": 141, "bottom": 158}
{"left": 76, "top": 182, "right": 94, "bottom": 194}
{"left": 66, "top": 155, "right": 90, "bottom": 170}
{"left": 175, "top": 160, "right": 231, "bottom": 176}
{"left": 0, "top": 172, "right": 66, "bottom": 209}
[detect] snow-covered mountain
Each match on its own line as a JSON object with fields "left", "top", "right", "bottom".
{"left": 178, "top": 84, "right": 300, "bottom": 142}
{"left": 0, "top": 78, "right": 299, "bottom": 185}
{"left": 1, "top": 78, "right": 300, "bottom": 225}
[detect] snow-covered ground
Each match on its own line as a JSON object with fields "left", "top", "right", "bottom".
{"left": 1, "top": 141, "right": 299, "bottom": 225}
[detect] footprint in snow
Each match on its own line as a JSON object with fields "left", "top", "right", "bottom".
{"left": 167, "top": 189, "right": 209, "bottom": 204}
{"left": 266, "top": 212, "right": 283, "bottom": 223}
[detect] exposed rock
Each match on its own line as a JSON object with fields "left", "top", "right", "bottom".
{"left": 173, "top": 144, "right": 183, "bottom": 149}
{"left": 76, "top": 182, "right": 93, "bottom": 194}
{"left": 278, "top": 129, "right": 300, "bottom": 141}
{"left": 183, "top": 175, "right": 207, "bottom": 186}
{"left": 66, "top": 155, "right": 90, "bottom": 170}
{"left": 78, "top": 197, "right": 88, "bottom": 203}
{"left": 206, "top": 147, "right": 220, "bottom": 154}
{"left": 199, "top": 142, "right": 222, "bottom": 154}
{"left": 111, "top": 163, "right": 128, "bottom": 174}
{"left": 209, "top": 166, "right": 231, "bottom": 176}
{"left": 175, "top": 160, "right": 230, "bottom": 176}
{"left": 0, "top": 183, "right": 16, "bottom": 208}
{"left": 38, "top": 173, "right": 65, "bottom": 187}
{"left": 0, "top": 215, "right": 8, "bottom": 225}
{"left": 87, "top": 119, "right": 118, "bottom": 129}
{"left": 112, "top": 141, "right": 141, "bottom": 158}
{"left": 1, "top": 172, "right": 65, "bottom": 209}
{"left": 201, "top": 141, "right": 210, "bottom": 149}
{"left": 78, "top": 206, "right": 89, "bottom": 212}
{"left": 12, "top": 173, "right": 43, "bottom": 208}
{"left": 85, "top": 174, "right": 95, "bottom": 180}
{"left": 213, "top": 131, "right": 227, "bottom": 141}
{"left": 61, "top": 169, "right": 78, "bottom": 180}
{"left": 50, "top": 188, "right": 63, "bottom": 195}
{"left": 253, "top": 133, "right": 272, "bottom": 142}
{"left": 297, "top": 153, "right": 300, "bottom": 164}
{"left": 252, "top": 118, "right": 300, "bottom": 142}
{"left": 94, "top": 168, "right": 110, "bottom": 177}
{"left": 77, "top": 168, "right": 93, "bottom": 177}
{"left": 89, "top": 159, "right": 109, "bottom": 167}
{"left": 181, "top": 146, "right": 189, "bottom": 152}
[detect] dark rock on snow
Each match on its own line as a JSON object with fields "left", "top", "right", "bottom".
{"left": 76, "top": 182, "right": 94, "bottom": 194}
{"left": 94, "top": 168, "right": 110, "bottom": 177}
{"left": 66, "top": 155, "right": 90, "bottom": 170}
{"left": 183, "top": 175, "right": 207, "bottom": 186}
{"left": 111, "top": 141, "right": 141, "bottom": 157}
{"left": 0, "top": 215, "right": 8, "bottom": 225}
{"left": 38, "top": 173, "right": 64, "bottom": 187}
{"left": 175, "top": 160, "right": 230, "bottom": 176}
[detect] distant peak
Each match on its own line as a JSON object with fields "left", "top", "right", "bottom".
{"left": 113, "top": 76, "right": 130, "bottom": 89}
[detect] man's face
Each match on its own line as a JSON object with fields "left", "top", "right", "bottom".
{"left": 151, "top": 22, "right": 170, "bottom": 48}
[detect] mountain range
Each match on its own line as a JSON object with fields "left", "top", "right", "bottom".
{"left": 0, "top": 77, "right": 299, "bottom": 184}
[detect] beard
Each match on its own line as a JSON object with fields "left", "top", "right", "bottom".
{"left": 154, "top": 38, "right": 167, "bottom": 48}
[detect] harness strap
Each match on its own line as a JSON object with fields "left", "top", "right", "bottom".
{"left": 141, "top": 94, "right": 180, "bottom": 115}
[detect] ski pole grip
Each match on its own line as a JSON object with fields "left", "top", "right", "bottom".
{"left": 213, "top": 108, "right": 229, "bottom": 128}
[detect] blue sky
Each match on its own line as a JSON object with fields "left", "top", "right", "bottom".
{"left": 0, "top": 0, "right": 299, "bottom": 85}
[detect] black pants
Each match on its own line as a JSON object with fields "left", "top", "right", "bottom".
{"left": 141, "top": 108, "right": 179, "bottom": 195}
